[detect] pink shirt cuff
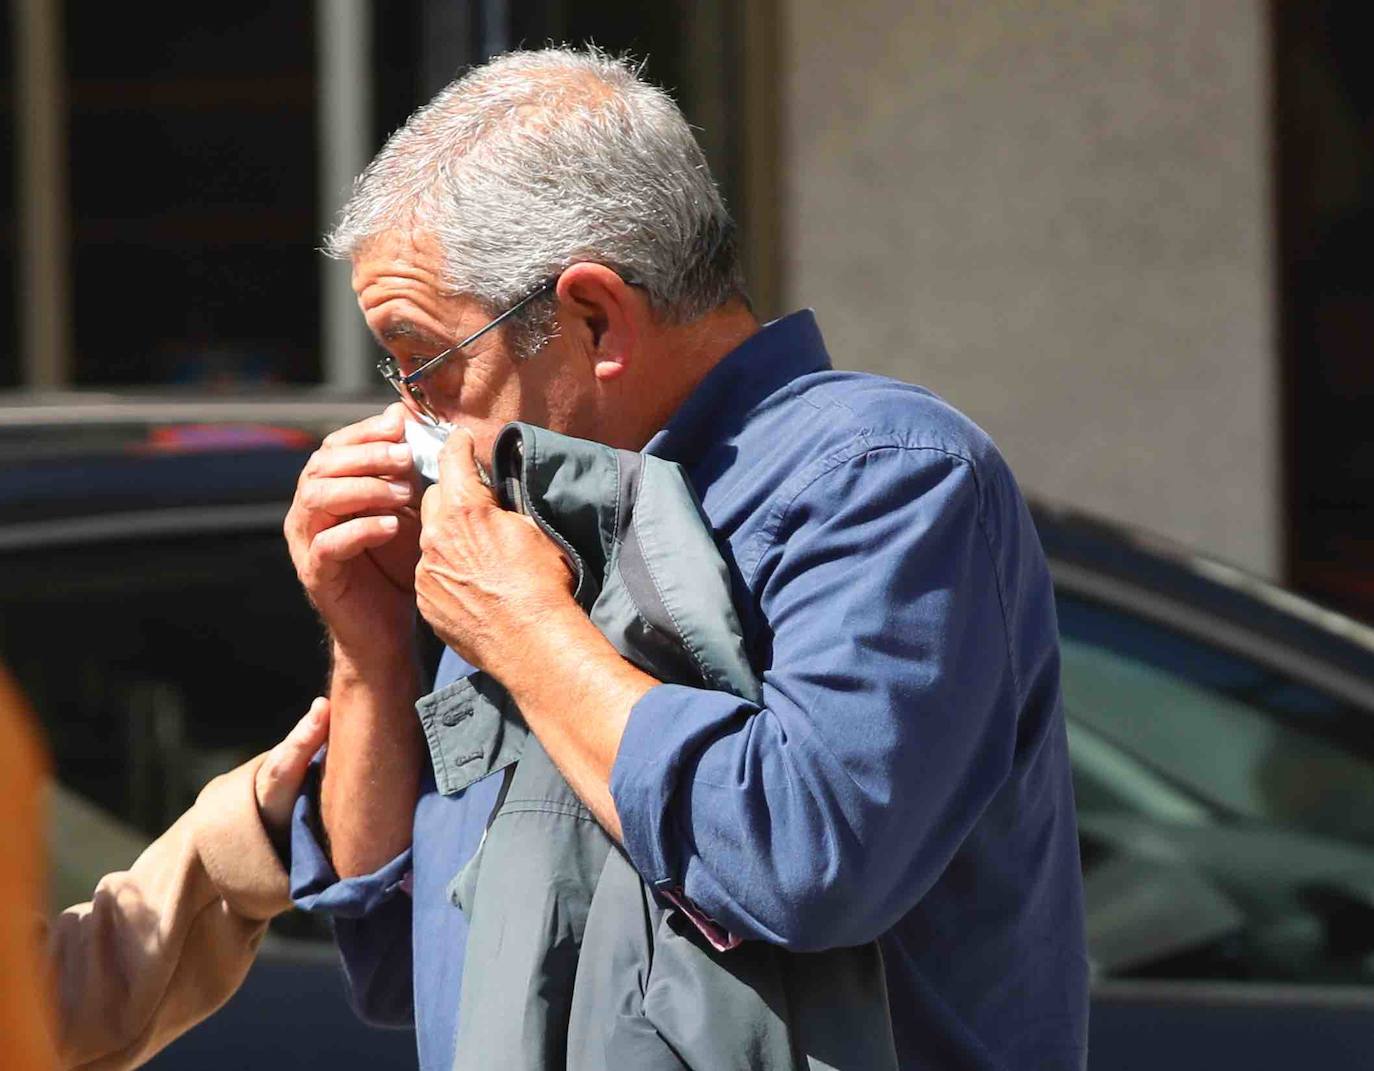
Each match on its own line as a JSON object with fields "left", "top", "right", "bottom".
{"left": 659, "top": 884, "right": 741, "bottom": 952}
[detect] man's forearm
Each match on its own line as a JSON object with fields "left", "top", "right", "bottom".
{"left": 496, "top": 604, "right": 658, "bottom": 841}
{"left": 320, "top": 642, "right": 424, "bottom": 877}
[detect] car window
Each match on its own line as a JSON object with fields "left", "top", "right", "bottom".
{"left": 0, "top": 522, "right": 330, "bottom": 936}
{"left": 1058, "top": 592, "right": 1374, "bottom": 986}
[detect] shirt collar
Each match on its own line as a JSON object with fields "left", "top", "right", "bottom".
{"left": 646, "top": 309, "right": 831, "bottom": 464}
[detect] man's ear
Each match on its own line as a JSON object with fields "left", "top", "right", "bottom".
{"left": 555, "top": 263, "right": 642, "bottom": 382}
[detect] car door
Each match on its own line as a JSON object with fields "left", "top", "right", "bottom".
{"left": 1055, "top": 580, "right": 1374, "bottom": 1070}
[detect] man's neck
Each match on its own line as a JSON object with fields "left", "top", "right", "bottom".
{"left": 621, "top": 299, "right": 760, "bottom": 451}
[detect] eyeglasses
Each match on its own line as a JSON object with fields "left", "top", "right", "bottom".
{"left": 376, "top": 276, "right": 558, "bottom": 426}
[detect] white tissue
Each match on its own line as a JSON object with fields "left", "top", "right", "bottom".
{"left": 403, "top": 419, "right": 453, "bottom": 483}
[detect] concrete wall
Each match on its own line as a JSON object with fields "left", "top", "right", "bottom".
{"left": 781, "top": 1, "right": 1277, "bottom": 575}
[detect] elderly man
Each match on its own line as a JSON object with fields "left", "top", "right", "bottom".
{"left": 286, "top": 47, "right": 1088, "bottom": 1071}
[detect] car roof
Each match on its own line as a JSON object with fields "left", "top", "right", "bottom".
{"left": 0, "top": 389, "right": 384, "bottom": 457}
{"left": 1034, "top": 499, "right": 1374, "bottom": 706}
{"left": 0, "top": 390, "right": 384, "bottom": 523}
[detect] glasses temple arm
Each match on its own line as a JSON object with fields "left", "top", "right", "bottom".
{"left": 402, "top": 277, "right": 558, "bottom": 386}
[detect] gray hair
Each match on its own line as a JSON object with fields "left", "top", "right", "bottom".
{"left": 325, "top": 47, "right": 745, "bottom": 355}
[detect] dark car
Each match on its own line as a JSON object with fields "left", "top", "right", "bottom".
{"left": 3, "top": 393, "right": 1373, "bottom": 1070}
{"left": 0, "top": 393, "right": 415, "bottom": 1069}
{"left": 1040, "top": 505, "right": 1374, "bottom": 1069}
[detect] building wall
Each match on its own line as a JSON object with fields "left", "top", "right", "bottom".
{"left": 780, "top": 1, "right": 1277, "bottom": 575}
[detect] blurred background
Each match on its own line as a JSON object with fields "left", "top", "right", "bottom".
{"left": 3, "top": 1, "right": 1372, "bottom": 615}
{"left": 3, "top": 3, "right": 1374, "bottom": 1069}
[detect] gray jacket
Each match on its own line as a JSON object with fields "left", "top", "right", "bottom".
{"left": 416, "top": 422, "right": 898, "bottom": 1071}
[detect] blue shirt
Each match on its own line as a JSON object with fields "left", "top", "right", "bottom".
{"left": 291, "top": 310, "right": 1089, "bottom": 1070}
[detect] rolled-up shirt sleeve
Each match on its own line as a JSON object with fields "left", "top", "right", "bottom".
{"left": 611, "top": 445, "right": 1021, "bottom": 952}
{"left": 289, "top": 756, "right": 415, "bottom": 1026}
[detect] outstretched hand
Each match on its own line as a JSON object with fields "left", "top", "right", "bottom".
{"left": 255, "top": 697, "right": 331, "bottom": 848}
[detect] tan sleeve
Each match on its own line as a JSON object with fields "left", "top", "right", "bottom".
{"left": 1, "top": 666, "right": 59, "bottom": 1071}
{"left": 48, "top": 753, "right": 294, "bottom": 1071}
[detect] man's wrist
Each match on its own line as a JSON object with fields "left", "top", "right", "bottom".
{"left": 330, "top": 637, "right": 421, "bottom": 700}
{"left": 493, "top": 599, "right": 655, "bottom": 840}
{"left": 330, "top": 624, "right": 417, "bottom": 667}
{"left": 498, "top": 602, "right": 656, "bottom": 731}
{"left": 483, "top": 598, "right": 597, "bottom": 685}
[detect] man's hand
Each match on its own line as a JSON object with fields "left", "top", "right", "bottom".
{"left": 416, "top": 428, "right": 652, "bottom": 840}
{"left": 288, "top": 404, "right": 426, "bottom": 878}
{"left": 255, "top": 697, "right": 330, "bottom": 852}
{"left": 415, "top": 429, "right": 575, "bottom": 676}
{"left": 284, "top": 403, "right": 422, "bottom": 654}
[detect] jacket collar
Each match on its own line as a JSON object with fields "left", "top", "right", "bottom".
{"left": 646, "top": 310, "right": 831, "bottom": 465}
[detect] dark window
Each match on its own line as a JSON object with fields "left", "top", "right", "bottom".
{"left": 62, "top": 3, "right": 319, "bottom": 387}
{"left": 1275, "top": 3, "right": 1374, "bottom": 625}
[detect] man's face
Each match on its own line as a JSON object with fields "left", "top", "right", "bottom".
{"left": 352, "top": 229, "right": 598, "bottom": 463}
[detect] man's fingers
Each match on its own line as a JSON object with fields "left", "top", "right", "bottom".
{"left": 437, "top": 428, "right": 497, "bottom": 509}
{"left": 320, "top": 403, "right": 408, "bottom": 449}
{"left": 420, "top": 484, "right": 441, "bottom": 530}
{"left": 300, "top": 475, "right": 415, "bottom": 517}
{"left": 305, "top": 441, "right": 416, "bottom": 481}
{"left": 312, "top": 514, "right": 403, "bottom": 562}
